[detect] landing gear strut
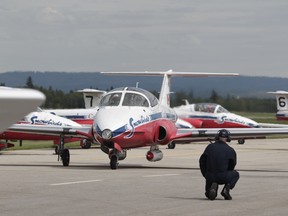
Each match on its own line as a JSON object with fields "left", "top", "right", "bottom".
{"left": 57, "top": 134, "right": 70, "bottom": 166}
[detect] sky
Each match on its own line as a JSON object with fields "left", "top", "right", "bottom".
{"left": 0, "top": 0, "right": 288, "bottom": 77}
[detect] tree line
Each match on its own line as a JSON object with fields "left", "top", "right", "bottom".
{"left": 11, "top": 76, "right": 277, "bottom": 112}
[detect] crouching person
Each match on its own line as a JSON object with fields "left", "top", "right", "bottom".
{"left": 199, "top": 129, "right": 240, "bottom": 200}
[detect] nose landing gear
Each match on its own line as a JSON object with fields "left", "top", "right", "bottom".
{"left": 57, "top": 134, "right": 70, "bottom": 166}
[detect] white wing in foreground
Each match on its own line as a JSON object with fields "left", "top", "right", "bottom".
{"left": 173, "top": 127, "right": 288, "bottom": 143}
{"left": 8, "top": 124, "right": 91, "bottom": 139}
{"left": 8, "top": 124, "right": 288, "bottom": 145}
{"left": 0, "top": 87, "right": 45, "bottom": 132}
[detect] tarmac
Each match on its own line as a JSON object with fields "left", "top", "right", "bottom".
{"left": 0, "top": 138, "right": 288, "bottom": 216}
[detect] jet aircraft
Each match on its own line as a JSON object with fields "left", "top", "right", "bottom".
{"left": 268, "top": 91, "right": 288, "bottom": 120}
{"left": 173, "top": 101, "right": 260, "bottom": 146}
{"left": 0, "top": 109, "right": 82, "bottom": 149}
{"left": 42, "top": 89, "right": 106, "bottom": 148}
{"left": 45, "top": 89, "right": 106, "bottom": 126}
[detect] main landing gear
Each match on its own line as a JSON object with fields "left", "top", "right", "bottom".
{"left": 167, "top": 141, "right": 176, "bottom": 149}
{"left": 237, "top": 139, "right": 245, "bottom": 145}
{"left": 57, "top": 135, "right": 70, "bottom": 166}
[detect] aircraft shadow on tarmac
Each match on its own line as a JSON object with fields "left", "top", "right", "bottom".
{"left": 166, "top": 196, "right": 208, "bottom": 201}
{"left": 0, "top": 163, "right": 196, "bottom": 170}
{"left": 1, "top": 162, "right": 288, "bottom": 173}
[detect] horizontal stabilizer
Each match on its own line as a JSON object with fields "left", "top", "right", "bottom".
{"left": 267, "top": 91, "right": 288, "bottom": 95}
{"left": 101, "top": 70, "right": 239, "bottom": 77}
{"left": 101, "top": 70, "right": 238, "bottom": 107}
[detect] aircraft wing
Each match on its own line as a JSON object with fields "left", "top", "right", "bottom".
{"left": 0, "top": 87, "right": 45, "bottom": 132}
{"left": 8, "top": 124, "right": 92, "bottom": 139}
{"left": 258, "top": 123, "right": 288, "bottom": 128}
{"left": 173, "top": 127, "right": 288, "bottom": 143}
{"left": 8, "top": 124, "right": 288, "bottom": 145}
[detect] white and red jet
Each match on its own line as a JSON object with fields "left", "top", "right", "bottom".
{"left": 92, "top": 71, "right": 241, "bottom": 169}
{"left": 173, "top": 101, "right": 259, "bottom": 145}
{"left": 174, "top": 101, "right": 259, "bottom": 129}
{"left": 268, "top": 91, "right": 288, "bottom": 121}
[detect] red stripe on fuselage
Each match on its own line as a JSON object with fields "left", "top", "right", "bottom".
{"left": 182, "top": 118, "right": 251, "bottom": 128}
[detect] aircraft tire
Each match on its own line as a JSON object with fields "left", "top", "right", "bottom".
{"left": 55, "top": 145, "right": 59, "bottom": 154}
{"left": 238, "top": 139, "right": 245, "bottom": 145}
{"left": 110, "top": 155, "right": 118, "bottom": 170}
{"left": 81, "top": 140, "right": 92, "bottom": 149}
{"left": 61, "top": 149, "right": 70, "bottom": 166}
{"left": 167, "top": 142, "right": 176, "bottom": 149}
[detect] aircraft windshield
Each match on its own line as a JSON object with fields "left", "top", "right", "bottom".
{"left": 194, "top": 103, "right": 217, "bottom": 113}
{"left": 100, "top": 93, "right": 122, "bottom": 106}
{"left": 216, "top": 105, "right": 229, "bottom": 113}
{"left": 122, "top": 93, "right": 149, "bottom": 107}
{"left": 99, "top": 87, "right": 158, "bottom": 107}
{"left": 194, "top": 103, "right": 230, "bottom": 113}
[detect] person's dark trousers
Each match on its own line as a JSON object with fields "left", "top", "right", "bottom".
{"left": 205, "top": 170, "right": 239, "bottom": 193}
{"left": 226, "top": 170, "right": 239, "bottom": 189}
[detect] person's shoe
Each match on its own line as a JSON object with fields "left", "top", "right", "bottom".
{"left": 207, "top": 182, "right": 218, "bottom": 200}
{"left": 221, "top": 184, "right": 232, "bottom": 200}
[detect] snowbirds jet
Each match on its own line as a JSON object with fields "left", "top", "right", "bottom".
{"left": 0, "top": 109, "right": 82, "bottom": 149}
{"left": 268, "top": 91, "right": 288, "bottom": 121}
{"left": 45, "top": 89, "right": 106, "bottom": 126}
{"left": 43, "top": 89, "right": 106, "bottom": 149}
{"left": 8, "top": 71, "right": 288, "bottom": 169}
{"left": 173, "top": 101, "right": 260, "bottom": 145}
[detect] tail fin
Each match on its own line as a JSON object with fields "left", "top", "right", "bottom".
{"left": 101, "top": 70, "right": 238, "bottom": 107}
{"left": 183, "top": 99, "right": 190, "bottom": 105}
{"left": 77, "top": 89, "right": 106, "bottom": 109}
{"left": 267, "top": 91, "right": 288, "bottom": 111}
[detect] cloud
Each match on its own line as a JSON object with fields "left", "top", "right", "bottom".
{"left": 0, "top": 0, "right": 287, "bottom": 77}
{"left": 36, "top": 7, "right": 74, "bottom": 24}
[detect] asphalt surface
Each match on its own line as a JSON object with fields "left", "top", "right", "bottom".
{"left": 1, "top": 138, "right": 288, "bottom": 216}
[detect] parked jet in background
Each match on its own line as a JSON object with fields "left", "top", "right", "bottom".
{"left": 268, "top": 91, "right": 288, "bottom": 121}
{"left": 43, "top": 89, "right": 106, "bottom": 148}
{"left": 173, "top": 100, "right": 259, "bottom": 146}
{"left": 0, "top": 110, "right": 82, "bottom": 149}
{"left": 45, "top": 89, "right": 106, "bottom": 125}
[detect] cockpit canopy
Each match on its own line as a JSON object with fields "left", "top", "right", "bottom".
{"left": 194, "top": 103, "right": 229, "bottom": 114}
{"left": 99, "top": 87, "right": 158, "bottom": 107}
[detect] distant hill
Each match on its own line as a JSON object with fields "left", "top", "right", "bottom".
{"left": 0, "top": 71, "right": 287, "bottom": 98}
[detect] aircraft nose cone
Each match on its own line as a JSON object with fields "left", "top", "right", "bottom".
{"left": 245, "top": 117, "right": 259, "bottom": 128}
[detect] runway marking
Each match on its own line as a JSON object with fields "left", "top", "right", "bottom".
{"left": 50, "top": 179, "right": 102, "bottom": 186}
{"left": 143, "top": 174, "right": 180, "bottom": 178}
